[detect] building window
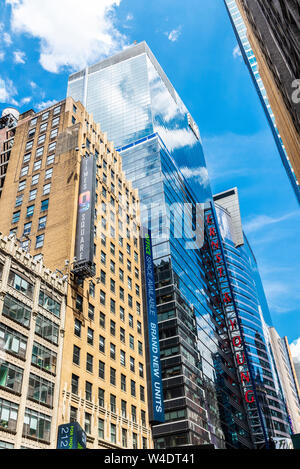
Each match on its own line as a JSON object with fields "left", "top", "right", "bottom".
{"left": 12, "top": 211, "right": 20, "bottom": 224}
{"left": 39, "top": 290, "right": 60, "bottom": 317}
{"left": 110, "top": 343, "right": 116, "bottom": 361}
{"left": 0, "top": 362, "right": 23, "bottom": 394}
{"left": 23, "top": 152, "right": 31, "bottom": 163}
{"left": 40, "top": 199, "right": 49, "bottom": 212}
{"left": 120, "top": 329, "right": 125, "bottom": 345}
{"left": 43, "top": 183, "right": 51, "bottom": 195}
{"left": 50, "top": 128, "right": 58, "bottom": 139}
{"left": 121, "top": 373, "right": 126, "bottom": 391}
{"left": 0, "top": 323, "right": 27, "bottom": 359}
{"left": 42, "top": 111, "right": 49, "bottom": 121}
{"left": 26, "top": 140, "right": 33, "bottom": 151}
{"left": 31, "top": 342, "right": 57, "bottom": 374}
{"left": 18, "top": 180, "right": 26, "bottom": 192}
{"left": 88, "top": 303, "right": 94, "bottom": 321}
{"left": 129, "top": 314, "right": 133, "bottom": 328}
{"left": 23, "top": 408, "right": 51, "bottom": 442}
{"left": 131, "top": 380, "right": 136, "bottom": 397}
{"left": 98, "top": 388, "right": 104, "bottom": 407}
{"left": 110, "top": 423, "right": 116, "bottom": 444}
{"left": 71, "top": 374, "right": 79, "bottom": 394}
{"left": 7, "top": 271, "right": 33, "bottom": 298}
{"left": 120, "top": 350, "right": 126, "bottom": 367}
{"left": 128, "top": 295, "right": 133, "bottom": 308}
{"left": 85, "top": 381, "right": 92, "bottom": 401}
{"left": 32, "top": 174, "right": 40, "bottom": 186}
{"left": 132, "top": 433, "right": 138, "bottom": 449}
{"left": 48, "top": 142, "right": 56, "bottom": 153}
{"left": 37, "top": 134, "right": 46, "bottom": 145}
{"left": 110, "top": 394, "right": 116, "bottom": 413}
{"left": 139, "top": 363, "right": 144, "bottom": 378}
{"left": 131, "top": 405, "right": 136, "bottom": 423}
{"left": 26, "top": 205, "right": 35, "bottom": 218}
{"left": 33, "top": 160, "right": 42, "bottom": 172}
{"left": 89, "top": 281, "right": 95, "bottom": 298}
{"left": 137, "top": 321, "right": 142, "bottom": 334}
{"left": 70, "top": 407, "right": 77, "bottom": 423}
{"left": 110, "top": 298, "right": 116, "bottom": 314}
{"left": 35, "top": 234, "right": 44, "bottom": 249}
{"left": 40, "top": 122, "right": 47, "bottom": 133}
{"left": 35, "top": 314, "right": 59, "bottom": 345}
{"left": 52, "top": 117, "right": 60, "bottom": 128}
{"left": 84, "top": 412, "right": 91, "bottom": 434}
{"left": 38, "top": 216, "right": 47, "bottom": 231}
{"left": 130, "top": 357, "right": 135, "bottom": 373}
{"left": 53, "top": 105, "right": 61, "bottom": 115}
{"left": 74, "top": 319, "right": 81, "bottom": 337}
{"left": 45, "top": 168, "right": 53, "bottom": 180}
{"left": 46, "top": 154, "right": 54, "bottom": 165}
{"left": 20, "top": 165, "right": 29, "bottom": 177}
{"left": 30, "top": 117, "right": 37, "bottom": 126}
{"left": 100, "top": 290, "right": 106, "bottom": 306}
{"left": 120, "top": 306, "right": 125, "bottom": 322}
{"left": 129, "top": 335, "right": 134, "bottom": 350}
{"left": 140, "top": 386, "right": 145, "bottom": 402}
{"left": 87, "top": 327, "right": 94, "bottom": 346}
{"left": 99, "top": 335, "right": 105, "bottom": 354}
{"left": 122, "top": 428, "right": 127, "bottom": 447}
{"left": 99, "top": 361, "right": 105, "bottom": 380}
{"left": 86, "top": 354, "right": 93, "bottom": 373}
{"left": 29, "top": 189, "right": 37, "bottom": 201}
{"left": 73, "top": 345, "right": 80, "bottom": 366}
{"left": 110, "top": 320, "right": 115, "bottom": 336}
{"left": 98, "top": 418, "right": 104, "bottom": 439}
{"left": 100, "top": 312, "right": 105, "bottom": 329}
{"left": 2, "top": 294, "right": 31, "bottom": 328}
{"left": 141, "top": 410, "right": 146, "bottom": 426}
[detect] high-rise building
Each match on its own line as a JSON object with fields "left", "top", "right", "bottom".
{"left": 224, "top": 0, "right": 300, "bottom": 205}
{"left": 0, "top": 97, "right": 153, "bottom": 449}
{"left": 214, "top": 188, "right": 292, "bottom": 446}
{"left": 67, "top": 41, "right": 261, "bottom": 449}
{"left": 0, "top": 108, "right": 19, "bottom": 198}
{"left": 0, "top": 233, "right": 67, "bottom": 449}
{"left": 269, "top": 328, "right": 300, "bottom": 434}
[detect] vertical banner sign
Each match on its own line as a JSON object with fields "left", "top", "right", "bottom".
{"left": 57, "top": 422, "right": 87, "bottom": 449}
{"left": 142, "top": 228, "right": 165, "bottom": 423}
{"left": 204, "top": 204, "right": 269, "bottom": 448}
{"left": 74, "top": 155, "right": 96, "bottom": 276}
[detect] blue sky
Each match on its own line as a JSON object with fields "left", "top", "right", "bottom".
{"left": 0, "top": 0, "right": 299, "bottom": 352}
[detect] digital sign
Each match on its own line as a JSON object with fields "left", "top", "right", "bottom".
{"left": 57, "top": 422, "right": 87, "bottom": 450}
{"left": 73, "top": 155, "right": 96, "bottom": 279}
{"left": 142, "top": 228, "right": 165, "bottom": 424}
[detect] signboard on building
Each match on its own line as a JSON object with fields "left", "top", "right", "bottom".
{"left": 73, "top": 155, "right": 96, "bottom": 279}
{"left": 141, "top": 228, "right": 165, "bottom": 424}
{"left": 57, "top": 422, "right": 87, "bottom": 449}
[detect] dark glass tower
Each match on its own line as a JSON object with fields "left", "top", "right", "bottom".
{"left": 67, "top": 42, "right": 255, "bottom": 449}
{"left": 214, "top": 188, "right": 292, "bottom": 446}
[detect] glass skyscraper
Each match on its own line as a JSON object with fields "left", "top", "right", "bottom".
{"left": 214, "top": 188, "right": 291, "bottom": 446}
{"left": 67, "top": 41, "right": 262, "bottom": 449}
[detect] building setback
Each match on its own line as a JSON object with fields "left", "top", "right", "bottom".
{"left": 67, "top": 41, "right": 257, "bottom": 449}
{"left": 0, "top": 234, "right": 67, "bottom": 449}
{"left": 0, "top": 97, "right": 152, "bottom": 449}
{"left": 224, "top": 0, "right": 300, "bottom": 204}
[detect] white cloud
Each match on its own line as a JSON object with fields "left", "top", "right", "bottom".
{"left": 180, "top": 166, "right": 210, "bottom": 189}
{"left": 7, "top": 0, "right": 127, "bottom": 73}
{"left": 29, "top": 80, "right": 37, "bottom": 89}
{"left": 291, "top": 337, "right": 300, "bottom": 362}
{"left": 243, "top": 211, "right": 298, "bottom": 234}
{"left": 3, "top": 32, "right": 12, "bottom": 46}
{"left": 0, "top": 52, "right": 5, "bottom": 61}
{"left": 13, "top": 50, "right": 26, "bottom": 63}
{"left": 35, "top": 99, "right": 58, "bottom": 111}
{"left": 0, "top": 77, "right": 18, "bottom": 105}
{"left": 165, "top": 27, "right": 182, "bottom": 42}
{"left": 126, "top": 13, "right": 133, "bottom": 21}
{"left": 233, "top": 44, "right": 242, "bottom": 59}
{"left": 21, "top": 96, "right": 31, "bottom": 105}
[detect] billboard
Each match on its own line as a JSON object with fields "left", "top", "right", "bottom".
{"left": 57, "top": 422, "right": 87, "bottom": 449}
{"left": 141, "top": 228, "right": 165, "bottom": 424}
{"left": 73, "top": 155, "right": 96, "bottom": 278}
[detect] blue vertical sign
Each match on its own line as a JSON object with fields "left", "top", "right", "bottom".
{"left": 142, "top": 228, "right": 165, "bottom": 423}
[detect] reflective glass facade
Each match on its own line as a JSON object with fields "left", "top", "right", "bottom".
{"left": 216, "top": 204, "right": 291, "bottom": 445}
{"left": 67, "top": 42, "right": 253, "bottom": 449}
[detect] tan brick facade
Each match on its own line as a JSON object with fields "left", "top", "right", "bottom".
{"left": 0, "top": 98, "right": 152, "bottom": 449}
